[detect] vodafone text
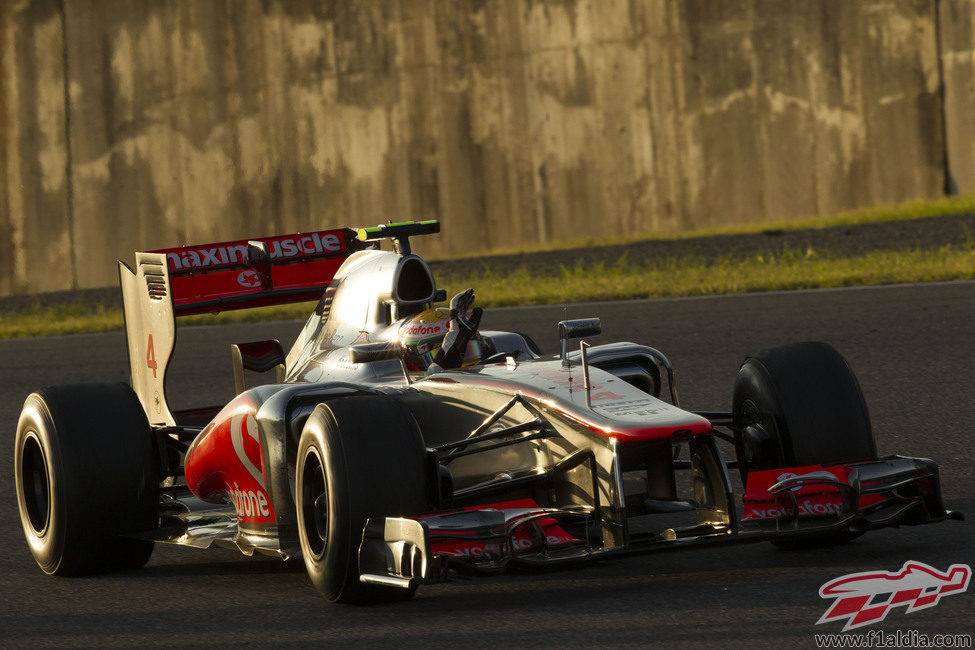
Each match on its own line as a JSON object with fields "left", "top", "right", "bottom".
{"left": 748, "top": 499, "right": 844, "bottom": 518}
{"left": 404, "top": 323, "right": 446, "bottom": 336}
{"left": 226, "top": 481, "right": 271, "bottom": 519}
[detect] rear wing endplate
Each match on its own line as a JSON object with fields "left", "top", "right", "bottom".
{"left": 119, "top": 252, "right": 178, "bottom": 425}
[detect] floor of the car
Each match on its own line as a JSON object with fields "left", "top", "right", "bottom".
{"left": 146, "top": 487, "right": 294, "bottom": 559}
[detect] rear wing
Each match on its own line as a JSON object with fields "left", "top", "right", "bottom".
{"left": 118, "top": 221, "right": 439, "bottom": 424}
{"left": 147, "top": 228, "right": 360, "bottom": 316}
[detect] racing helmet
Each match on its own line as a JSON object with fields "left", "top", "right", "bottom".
{"left": 399, "top": 308, "right": 490, "bottom": 371}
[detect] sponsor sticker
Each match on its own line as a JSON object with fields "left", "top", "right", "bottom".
{"left": 163, "top": 231, "right": 344, "bottom": 272}
{"left": 404, "top": 322, "right": 447, "bottom": 337}
{"left": 226, "top": 481, "right": 271, "bottom": 519}
{"left": 237, "top": 270, "right": 261, "bottom": 288}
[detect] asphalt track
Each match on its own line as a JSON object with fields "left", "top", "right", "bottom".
{"left": 1, "top": 282, "right": 972, "bottom": 648}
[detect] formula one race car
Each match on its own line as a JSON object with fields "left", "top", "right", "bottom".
{"left": 14, "top": 221, "right": 960, "bottom": 603}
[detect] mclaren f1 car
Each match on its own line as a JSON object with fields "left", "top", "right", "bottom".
{"left": 14, "top": 221, "right": 960, "bottom": 603}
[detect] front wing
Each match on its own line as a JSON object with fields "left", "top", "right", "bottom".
{"left": 358, "top": 455, "right": 957, "bottom": 590}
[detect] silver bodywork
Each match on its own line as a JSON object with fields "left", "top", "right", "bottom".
{"left": 119, "top": 228, "right": 950, "bottom": 588}
{"left": 133, "top": 242, "right": 710, "bottom": 558}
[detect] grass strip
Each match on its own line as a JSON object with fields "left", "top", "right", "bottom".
{"left": 2, "top": 246, "right": 972, "bottom": 339}
{"left": 439, "top": 246, "right": 974, "bottom": 307}
{"left": 434, "top": 195, "right": 975, "bottom": 260}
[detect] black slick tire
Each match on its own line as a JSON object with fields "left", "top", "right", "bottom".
{"left": 14, "top": 383, "right": 159, "bottom": 575}
{"left": 296, "top": 395, "right": 428, "bottom": 604}
{"left": 732, "top": 342, "right": 877, "bottom": 548}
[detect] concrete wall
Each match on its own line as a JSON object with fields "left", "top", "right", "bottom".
{"left": 1, "top": 0, "right": 71, "bottom": 295}
{"left": 940, "top": 0, "right": 975, "bottom": 195}
{"left": 0, "top": 0, "right": 964, "bottom": 296}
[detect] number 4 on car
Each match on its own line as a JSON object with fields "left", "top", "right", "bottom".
{"left": 13, "top": 221, "right": 963, "bottom": 604}
{"left": 146, "top": 334, "right": 157, "bottom": 377}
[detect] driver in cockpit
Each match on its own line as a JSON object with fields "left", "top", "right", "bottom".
{"left": 399, "top": 289, "right": 495, "bottom": 373}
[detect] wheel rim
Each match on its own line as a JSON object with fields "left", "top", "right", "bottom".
{"left": 21, "top": 432, "right": 50, "bottom": 536}
{"left": 300, "top": 448, "right": 328, "bottom": 559}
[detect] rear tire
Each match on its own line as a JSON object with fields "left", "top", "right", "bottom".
{"left": 296, "top": 395, "right": 428, "bottom": 604}
{"left": 732, "top": 342, "right": 876, "bottom": 548}
{"left": 15, "top": 383, "right": 159, "bottom": 575}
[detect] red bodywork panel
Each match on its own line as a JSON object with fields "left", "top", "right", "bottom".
{"left": 421, "top": 498, "right": 580, "bottom": 560}
{"left": 183, "top": 395, "right": 277, "bottom": 525}
{"left": 151, "top": 228, "right": 359, "bottom": 315}
{"left": 742, "top": 464, "right": 885, "bottom": 520}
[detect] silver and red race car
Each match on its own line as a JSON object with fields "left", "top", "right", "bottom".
{"left": 14, "top": 221, "right": 960, "bottom": 604}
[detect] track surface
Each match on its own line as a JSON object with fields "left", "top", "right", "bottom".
{"left": 1, "top": 283, "right": 972, "bottom": 647}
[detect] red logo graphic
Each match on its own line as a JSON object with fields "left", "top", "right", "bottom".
{"left": 227, "top": 412, "right": 272, "bottom": 520}
{"left": 818, "top": 561, "right": 970, "bottom": 631}
{"left": 237, "top": 270, "right": 260, "bottom": 288}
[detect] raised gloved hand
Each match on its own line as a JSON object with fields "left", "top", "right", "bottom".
{"left": 437, "top": 289, "right": 482, "bottom": 368}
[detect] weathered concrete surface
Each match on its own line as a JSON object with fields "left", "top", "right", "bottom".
{"left": 0, "top": 0, "right": 962, "bottom": 295}
{"left": 940, "top": 0, "right": 975, "bottom": 194}
{"left": 1, "top": 0, "right": 71, "bottom": 294}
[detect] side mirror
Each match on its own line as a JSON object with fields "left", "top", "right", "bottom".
{"left": 350, "top": 342, "right": 401, "bottom": 364}
{"left": 558, "top": 318, "right": 601, "bottom": 340}
{"left": 558, "top": 318, "right": 601, "bottom": 366}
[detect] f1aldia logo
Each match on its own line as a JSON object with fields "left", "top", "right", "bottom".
{"left": 817, "top": 561, "right": 970, "bottom": 631}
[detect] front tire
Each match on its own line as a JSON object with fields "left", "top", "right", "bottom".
{"left": 732, "top": 342, "right": 876, "bottom": 548}
{"left": 296, "top": 395, "right": 429, "bottom": 604}
{"left": 15, "top": 383, "right": 159, "bottom": 575}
